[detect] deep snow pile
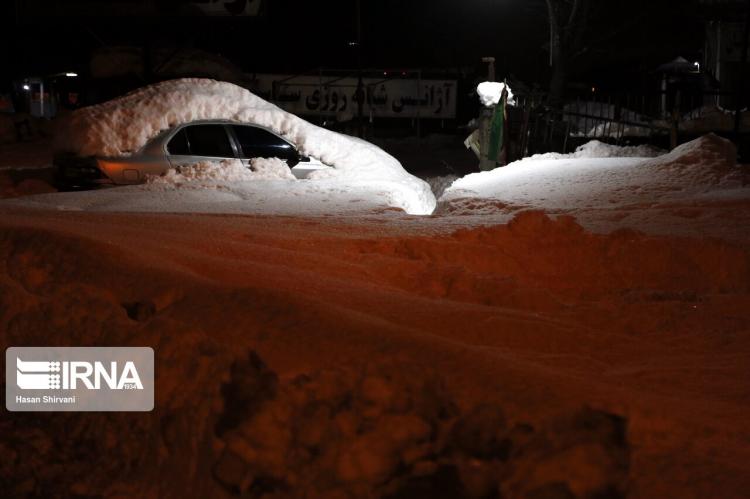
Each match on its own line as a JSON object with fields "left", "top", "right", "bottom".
{"left": 441, "top": 134, "right": 747, "bottom": 237}
{"left": 639, "top": 132, "right": 740, "bottom": 189}
{"left": 147, "top": 158, "right": 294, "bottom": 187}
{"left": 53, "top": 78, "right": 435, "bottom": 215}
{"left": 2, "top": 207, "right": 748, "bottom": 497}
{"left": 209, "top": 352, "right": 628, "bottom": 499}
{"left": 523, "top": 140, "right": 664, "bottom": 161}
{"left": 444, "top": 134, "right": 741, "bottom": 207}
{"left": 573, "top": 140, "right": 664, "bottom": 158}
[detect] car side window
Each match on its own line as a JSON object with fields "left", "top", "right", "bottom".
{"left": 167, "top": 128, "right": 190, "bottom": 155}
{"left": 182, "top": 125, "right": 234, "bottom": 158}
{"left": 232, "top": 125, "right": 295, "bottom": 161}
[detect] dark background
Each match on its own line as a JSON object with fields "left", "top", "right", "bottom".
{"left": 1, "top": 0, "right": 707, "bottom": 91}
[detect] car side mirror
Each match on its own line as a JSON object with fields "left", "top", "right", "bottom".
{"left": 287, "top": 151, "right": 310, "bottom": 168}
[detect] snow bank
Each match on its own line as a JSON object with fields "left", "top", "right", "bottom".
{"left": 441, "top": 134, "right": 747, "bottom": 236}
{"left": 574, "top": 140, "right": 664, "bottom": 158}
{"left": 1, "top": 202, "right": 748, "bottom": 497}
{"left": 148, "top": 159, "right": 254, "bottom": 185}
{"left": 445, "top": 134, "right": 738, "bottom": 204}
{"left": 147, "top": 158, "right": 294, "bottom": 187}
{"left": 250, "top": 157, "right": 297, "bottom": 180}
{"left": 54, "top": 78, "right": 435, "bottom": 215}
{"left": 524, "top": 140, "right": 664, "bottom": 161}
{"left": 210, "top": 352, "right": 628, "bottom": 498}
{"left": 639, "top": 132, "right": 739, "bottom": 188}
{"left": 476, "top": 81, "right": 515, "bottom": 107}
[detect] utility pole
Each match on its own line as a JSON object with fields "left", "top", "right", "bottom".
{"left": 482, "top": 57, "right": 496, "bottom": 82}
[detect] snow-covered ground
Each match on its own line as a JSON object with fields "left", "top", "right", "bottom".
{"left": 9, "top": 171, "right": 429, "bottom": 216}
{"left": 5, "top": 133, "right": 748, "bottom": 243}
{"left": 441, "top": 134, "right": 749, "bottom": 241}
{"left": 2, "top": 203, "right": 749, "bottom": 498}
{"left": 2, "top": 86, "right": 750, "bottom": 498}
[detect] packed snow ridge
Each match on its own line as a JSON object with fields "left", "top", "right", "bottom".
{"left": 54, "top": 78, "right": 435, "bottom": 215}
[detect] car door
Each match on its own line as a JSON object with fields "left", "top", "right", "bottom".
{"left": 230, "top": 124, "right": 331, "bottom": 179}
{"left": 166, "top": 123, "right": 238, "bottom": 168}
{"left": 230, "top": 124, "right": 297, "bottom": 167}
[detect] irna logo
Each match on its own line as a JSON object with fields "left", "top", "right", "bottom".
{"left": 16, "top": 357, "right": 144, "bottom": 390}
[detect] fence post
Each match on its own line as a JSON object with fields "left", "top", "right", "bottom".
{"left": 670, "top": 90, "right": 681, "bottom": 149}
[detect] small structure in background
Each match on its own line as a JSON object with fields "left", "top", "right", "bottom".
{"left": 656, "top": 56, "right": 707, "bottom": 148}
{"left": 13, "top": 72, "right": 82, "bottom": 120}
{"left": 0, "top": 72, "right": 81, "bottom": 143}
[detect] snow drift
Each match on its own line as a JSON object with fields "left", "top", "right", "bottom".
{"left": 54, "top": 78, "right": 435, "bottom": 215}
{"left": 439, "top": 134, "right": 749, "bottom": 240}
{"left": 446, "top": 134, "right": 739, "bottom": 202}
{"left": 521, "top": 139, "right": 665, "bottom": 161}
{"left": 147, "top": 158, "right": 295, "bottom": 187}
{"left": 2, "top": 205, "right": 749, "bottom": 497}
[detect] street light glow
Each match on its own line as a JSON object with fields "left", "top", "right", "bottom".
{"left": 65, "top": 72, "right": 78, "bottom": 77}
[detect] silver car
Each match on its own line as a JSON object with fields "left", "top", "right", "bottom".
{"left": 54, "top": 120, "right": 330, "bottom": 186}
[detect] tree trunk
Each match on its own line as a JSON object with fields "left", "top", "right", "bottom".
{"left": 546, "top": 0, "right": 566, "bottom": 109}
{"left": 546, "top": 0, "right": 588, "bottom": 110}
{"left": 549, "top": 30, "right": 566, "bottom": 109}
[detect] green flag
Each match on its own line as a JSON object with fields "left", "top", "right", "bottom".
{"left": 487, "top": 91, "right": 506, "bottom": 163}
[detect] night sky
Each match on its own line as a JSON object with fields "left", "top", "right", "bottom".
{"left": 2, "top": 0, "right": 705, "bottom": 90}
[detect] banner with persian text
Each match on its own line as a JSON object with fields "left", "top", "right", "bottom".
{"left": 251, "top": 74, "right": 457, "bottom": 120}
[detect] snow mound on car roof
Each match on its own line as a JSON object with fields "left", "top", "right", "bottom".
{"left": 54, "top": 78, "right": 435, "bottom": 215}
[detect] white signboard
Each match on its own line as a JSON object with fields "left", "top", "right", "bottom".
{"left": 251, "top": 74, "right": 457, "bottom": 120}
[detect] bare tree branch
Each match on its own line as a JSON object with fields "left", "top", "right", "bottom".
{"left": 567, "top": 0, "right": 581, "bottom": 29}
{"left": 545, "top": 0, "right": 557, "bottom": 29}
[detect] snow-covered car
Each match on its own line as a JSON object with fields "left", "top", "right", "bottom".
{"left": 54, "top": 120, "right": 330, "bottom": 186}
{"left": 49, "top": 79, "right": 436, "bottom": 215}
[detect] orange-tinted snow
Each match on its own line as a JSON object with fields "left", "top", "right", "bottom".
{"left": 1, "top": 206, "right": 749, "bottom": 497}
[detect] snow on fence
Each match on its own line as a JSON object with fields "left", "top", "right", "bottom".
{"left": 516, "top": 89, "right": 746, "bottom": 156}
